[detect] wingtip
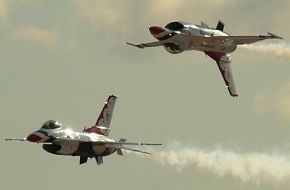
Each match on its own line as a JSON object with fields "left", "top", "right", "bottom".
{"left": 126, "top": 42, "right": 144, "bottom": 49}
{"left": 267, "top": 32, "right": 283, "bottom": 39}
{"left": 226, "top": 86, "right": 238, "bottom": 97}
{"left": 126, "top": 42, "right": 132, "bottom": 45}
{"left": 126, "top": 42, "right": 137, "bottom": 47}
{"left": 109, "top": 95, "right": 118, "bottom": 99}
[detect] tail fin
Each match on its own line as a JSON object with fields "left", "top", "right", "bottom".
{"left": 83, "top": 95, "right": 117, "bottom": 136}
{"left": 216, "top": 20, "right": 224, "bottom": 31}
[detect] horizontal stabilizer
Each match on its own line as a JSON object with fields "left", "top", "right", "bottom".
{"left": 119, "top": 146, "right": 151, "bottom": 154}
{"left": 267, "top": 32, "right": 283, "bottom": 39}
{"left": 117, "top": 149, "right": 123, "bottom": 156}
{"left": 117, "top": 139, "right": 126, "bottom": 155}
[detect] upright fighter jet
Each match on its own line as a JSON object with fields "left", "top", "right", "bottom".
{"left": 5, "top": 95, "right": 161, "bottom": 165}
{"left": 127, "top": 21, "right": 283, "bottom": 97}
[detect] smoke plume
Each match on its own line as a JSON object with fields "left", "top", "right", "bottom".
{"left": 241, "top": 43, "right": 290, "bottom": 60}
{"left": 130, "top": 145, "right": 290, "bottom": 184}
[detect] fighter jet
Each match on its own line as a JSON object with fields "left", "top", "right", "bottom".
{"left": 127, "top": 21, "right": 283, "bottom": 97}
{"left": 5, "top": 95, "right": 161, "bottom": 165}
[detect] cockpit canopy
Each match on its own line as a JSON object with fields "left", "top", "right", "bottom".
{"left": 165, "top": 22, "right": 184, "bottom": 31}
{"left": 41, "top": 120, "right": 62, "bottom": 129}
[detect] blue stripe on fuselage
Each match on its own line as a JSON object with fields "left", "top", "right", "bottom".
{"left": 36, "top": 130, "right": 50, "bottom": 137}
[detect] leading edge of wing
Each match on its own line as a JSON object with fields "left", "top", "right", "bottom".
{"left": 54, "top": 137, "right": 162, "bottom": 146}
{"left": 96, "top": 141, "right": 162, "bottom": 146}
{"left": 209, "top": 33, "right": 283, "bottom": 45}
{"left": 99, "top": 141, "right": 161, "bottom": 154}
{"left": 97, "top": 141, "right": 161, "bottom": 154}
{"left": 212, "top": 33, "right": 283, "bottom": 40}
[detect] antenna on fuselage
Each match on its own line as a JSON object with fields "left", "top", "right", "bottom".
{"left": 201, "top": 21, "right": 209, "bottom": 28}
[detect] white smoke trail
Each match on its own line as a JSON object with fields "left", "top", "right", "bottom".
{"left": 241, "top": 42, "right": 290, "bottom": 60}
{"left": 129, "top": 145, "right": 290, "bottom": 184}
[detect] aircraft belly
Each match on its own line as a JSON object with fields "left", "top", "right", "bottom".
{"left": 92, "top": 145, "right": 115, "bottom": 156}
{"left": 57, "top": 141, "right": 79, "bottom": 155}
{"left": 53, "top": 142, "right": 115, "bottom": 157}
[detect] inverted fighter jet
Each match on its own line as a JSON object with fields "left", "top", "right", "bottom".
{"left": 5, "top": 95, "right": 161, "bottom": 165}
{"left": 127, "top": 21, "right": 283, "bottom": 97}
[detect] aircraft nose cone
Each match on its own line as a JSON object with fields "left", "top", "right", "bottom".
{"left": 27, "top": 133, "right": 42, "bottom": 142}
{"left": 149, "top": 26, "right": 165, "bottom": 35}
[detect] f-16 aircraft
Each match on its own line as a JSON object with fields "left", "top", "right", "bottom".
{"left": 127, "top": 21, "right": 283, "bottom": 97}
{"left": 5, "top": 95, "right": 161, "bottom": 165}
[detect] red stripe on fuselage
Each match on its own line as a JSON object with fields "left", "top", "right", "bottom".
{"left": 27, "top": 134, "right": 42, "bottom": 142}
{"left": 149, "top": 26, "right": 165, "bottom": 35}
{"left": 84, "top": 126, "right": 105, "bottom": 135}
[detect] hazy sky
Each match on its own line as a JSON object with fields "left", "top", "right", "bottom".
{"left": 1, "top": 0, "right": 290, "bottom": 190}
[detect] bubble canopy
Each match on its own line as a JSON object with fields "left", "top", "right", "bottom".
{"left": 41, "top": 120, "right": 62, "bottom": 129}
{"left": 165, "top": 22, "right": 184, "bottom": 31}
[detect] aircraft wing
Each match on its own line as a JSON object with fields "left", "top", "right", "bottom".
{"left": 103, "top": 139, "right": 161, "bottom": 154}
{"left": 53, "top": 137, "right": 161, "bottom": 154}
{"left": 96, "top": 141, "right": 162, "bottom": 146}
{"left": 101, "top": 140, "right": 161, "bottom": 154}
{"left": 118, "top": 146, "right": 151, "bottom": 154}
{"left": 210, "top": 33, "right": 283, "bottom": 45}
{"left": 54, "top": 136, "right": 161, "bottom": 145}
{"left": 216, "top": 59, "right": 238, "bottom": 97}
{"left": 205, "top": 52, "right": 238, "bottom": 97}
{"left": 127, "top": 41, "right": 166, "bottom": 49}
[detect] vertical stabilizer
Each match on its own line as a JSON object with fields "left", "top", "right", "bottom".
{"left": 83, "top": 95, "right": 117, "bottom": 136}
{"left": 216, "top": 20, "right": 224, "bottom": 31}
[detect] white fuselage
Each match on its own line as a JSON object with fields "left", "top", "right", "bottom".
{"left": 151, "top": 23, "right": 237, "bottom": 54}
{"left": 175, "top": 25, "right": 236, "bottom": 53}
{"left": 29, "top": 127, "right": 116, "bottom": 157}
